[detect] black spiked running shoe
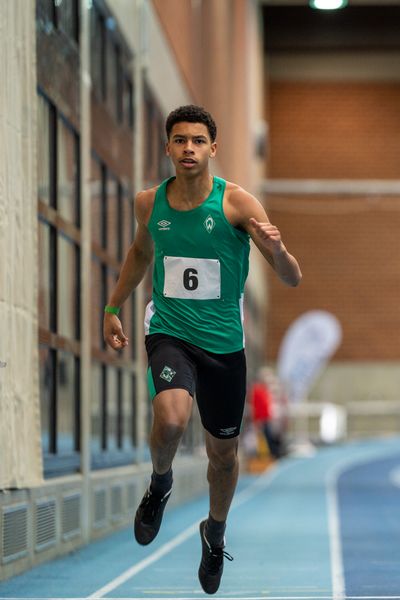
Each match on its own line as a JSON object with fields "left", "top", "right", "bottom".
{"left": 134, "top": 487, "right": 172, "bottom": 545}
{"left": 198, "top": 519, "right": 233, "bottom": 594}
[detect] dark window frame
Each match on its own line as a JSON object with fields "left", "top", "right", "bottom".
{"left": 90, "top": 0, "right": 133, "bottom": 126}
{"left": 37, "top": 90, "right": 81, "bottom": 478}
{"left": 90, "top": 153, "right": 137, "bottom": 469}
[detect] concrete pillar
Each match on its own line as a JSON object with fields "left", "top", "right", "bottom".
{"left": 0, "top": 0, "right": 43, "bottom": 488}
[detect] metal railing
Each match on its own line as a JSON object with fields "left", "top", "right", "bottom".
{"left": 287, "top": 400, "right": 400, "bottom": 444}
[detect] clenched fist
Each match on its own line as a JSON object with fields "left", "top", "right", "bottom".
{"left": 249, "top": 218, "right": 284, "bottom": 255}
{"left": 103, "top": 313, "right": 129, "bottom": 350}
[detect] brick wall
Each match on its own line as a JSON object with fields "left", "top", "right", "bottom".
{"left": 269, "top": 82, "right": 400, "bottom": 179}
{"left": 266, "top": 82, "right": 400, "bottom": 362}
{"left": 265, "top": 195, "right": 400, "bottom": 361}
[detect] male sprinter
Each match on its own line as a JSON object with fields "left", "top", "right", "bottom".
{"left": 103, "top": 105, "right": 301, "bottom": 594}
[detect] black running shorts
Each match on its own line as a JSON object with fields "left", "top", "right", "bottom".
{"left": 145, "top": 333, "right": 246, "bottom": 439}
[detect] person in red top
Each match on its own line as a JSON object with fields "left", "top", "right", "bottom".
{"left": 249, "top": 368, "right": 286, "bottom": 459}
{"left": 251, "top": 380, "right": 273, "bottom": 423}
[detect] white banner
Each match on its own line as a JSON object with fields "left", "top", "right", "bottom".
{"left": 277, "top": 311, "right": 342, "bottom": 403}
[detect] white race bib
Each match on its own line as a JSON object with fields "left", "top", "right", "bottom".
{"left": 163, "top": 256, "right": 221, "bottom": 300}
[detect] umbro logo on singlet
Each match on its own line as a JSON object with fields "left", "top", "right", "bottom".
{"left": 158, "top": 220, "right": 171, "bottom": 231}
{"left": 204, "top": 215, "right": 215, "bottom": 233}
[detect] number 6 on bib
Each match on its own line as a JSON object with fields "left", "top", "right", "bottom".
{"left": 163, "top": 256, "right": 221, "bottom": 300}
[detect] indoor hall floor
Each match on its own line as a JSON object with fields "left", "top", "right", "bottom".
{"left": 1, "top": 436, "right": 400, "bottom": 600}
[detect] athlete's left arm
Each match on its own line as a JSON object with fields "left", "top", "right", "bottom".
{"left": 228, "top": 188, "right": 302, "bottom": 287}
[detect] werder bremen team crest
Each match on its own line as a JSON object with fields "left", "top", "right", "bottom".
{"left": 204, "top": 215, "right": 215, "bottom": 234}
{"left": 160, "top": 365, "right": 176, "bottom": 383}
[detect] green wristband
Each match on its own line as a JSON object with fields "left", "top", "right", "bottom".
{"left": 104, "top": 305, "right": 121, "bottom": 315}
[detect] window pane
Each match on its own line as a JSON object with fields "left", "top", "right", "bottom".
{"left": 122, "top": 372, "right": 136, "bottom": 450}
{"left": 38, "top": 221, "right": 50, "bottom": 329}
{"left": 58, "top": 118, "right": 78, "bottom": 224}
{"left": 90, "top": 6, "right": 103, "bottom": 95}
{"left": 39, "top": 345, "right": 54, "bottom": 454}
{"left": 115, "top": 47, "right": 123, "bottom": 122}
{"left": 56, "top": 0, "right": 78, "bottom": 41}
{"left": 91, "top": 258, "right": 104, "bottom": 350}
{"left": 57, "top": 350, "right": 76, "bottom": 454}
{"left": 37, "top": 95, "right": 50, "bottom": 206}
{"left": 107, "top": 366, "right": 119, "bottom": 451}
{"left": 38, "top": 0, "right": 56, "bottom": 24}
{"left": 106, "top": 32, "right": 117, "bottom": 117}
{"left": 91, "top": 361, "right": 103, "bottom": 454}
{"left": 123, "top": 76, "right": 134, "bottom": 128}
{"left": 91, "top": 158, "right": 103, "bottom": 248}
{"left": 122, "top": 193, "right": 133, "bottom": 256}
{"left": 107, "top": 175, "right": 119, "bottom": 259}
{"left": 57, "top": 234, "right": 78, "bottom": 339}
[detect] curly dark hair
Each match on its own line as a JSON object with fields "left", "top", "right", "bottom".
{"left": 165, "top": 105, "right": 217, "bottom": 142}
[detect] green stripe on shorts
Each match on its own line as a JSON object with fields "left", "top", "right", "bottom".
{"left": 147, "top": 365, "right": 157, "bottom": 400}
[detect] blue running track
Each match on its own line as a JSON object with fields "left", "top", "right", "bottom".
{"left": 1, "top": 437, "right": 400, "bottom": 599}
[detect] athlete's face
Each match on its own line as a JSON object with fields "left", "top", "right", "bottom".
{"left": 166, "top": 122, "right": 217, "bottom": 175}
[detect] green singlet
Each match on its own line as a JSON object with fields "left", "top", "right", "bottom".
{"left": 144, "top": 176, "right": 250, "bottom": 354}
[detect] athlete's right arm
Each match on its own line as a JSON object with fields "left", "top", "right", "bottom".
{"left": 103, "top": 190, "right": 155, "bottom": 350}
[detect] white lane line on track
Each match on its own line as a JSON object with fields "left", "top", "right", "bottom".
{"left": 87, "top": 461, "right": 297, "bottom": 599}
{"left": 325, "top": 444, "right": 400, "bottom": 600}
{"left": 86, "top": 521, "right": 200, "bottom": 599}
{"left": 326, "top": 466, "right": 346, "bottom": 600}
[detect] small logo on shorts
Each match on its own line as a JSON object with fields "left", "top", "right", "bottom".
{"left": 160, "top": 365, "right": 176, "bottom": 383}
{"left": 204, "top": 215, "right": 215, "bottom": 234}
{"left": 219, "top": 427, "right": 237, "bottom": 436}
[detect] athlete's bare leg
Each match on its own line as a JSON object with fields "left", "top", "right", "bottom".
{"left": 150, "top": 388, "right": 193, "bottom": 474}
{"left": 197, "top": 432, "right": 238, "bottom": 593}
{"left": 205, "top": 431, "right": 239, "bottom": 521}
{"left": 135, "top": 388, "right": 192, "bottom": 545}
